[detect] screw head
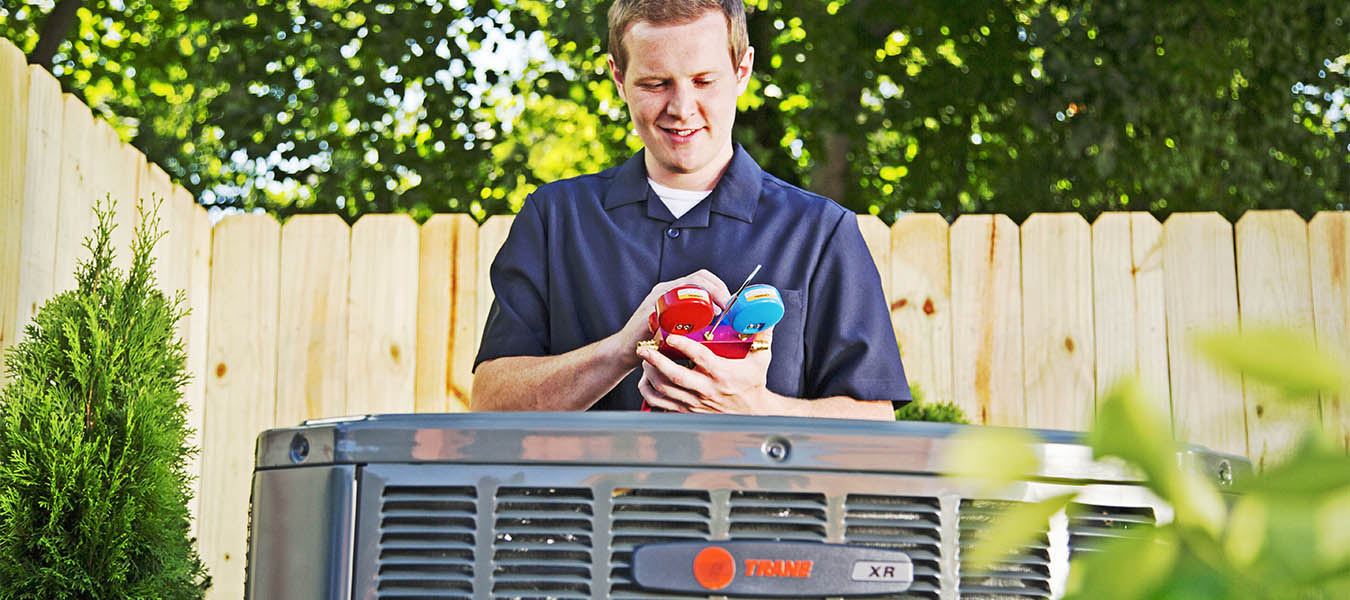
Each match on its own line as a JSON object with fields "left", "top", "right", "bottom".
{"left": 1217, "top": 460, "right": 1233, "bottom": 488}
{"left": 762, "top": 437, "right": 791, "bottom": 462}
{"left": 290, "top": 433, "right": 310, "bottom": 463}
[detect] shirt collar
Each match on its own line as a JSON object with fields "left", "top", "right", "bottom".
{"left": 602, "top": 145, "right": 763, "bottom": 225}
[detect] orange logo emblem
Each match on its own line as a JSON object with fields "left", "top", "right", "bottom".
{"left": 692, "top": 546, "right": 736, "bottom": 590}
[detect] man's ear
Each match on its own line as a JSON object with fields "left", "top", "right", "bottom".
{"left": 608, "top": 54, "right": 627, "bottom": 102}
{"left": 735, "top": 46, "right": 755, "bottom": 95}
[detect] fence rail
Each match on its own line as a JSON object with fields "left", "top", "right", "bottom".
{"left": 3, "top": 37, "right": 1350, "bottom": 600}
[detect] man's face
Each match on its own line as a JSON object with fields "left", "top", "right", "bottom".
{"left": 610, "top": 9, "right": 753, "bottom": 190}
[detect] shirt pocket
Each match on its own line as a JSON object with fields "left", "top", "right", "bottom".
{"left": 766, "top": 288, "right": 806, "bottom": 398}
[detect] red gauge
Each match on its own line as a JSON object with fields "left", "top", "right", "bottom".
{"left": 655, "top": 285, "right": 715, "bottom": 334}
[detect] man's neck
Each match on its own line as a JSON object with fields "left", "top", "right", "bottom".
{"left": 643, "top": 146, "right": 735, "bottom": 191}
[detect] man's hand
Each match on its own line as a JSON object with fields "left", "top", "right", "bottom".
{"left": 616, "top": 269, "right": 731, "bottom": 370}
{"left": 636, "top": 328, "right": 788, "bottom": 414}
{"left": 636, "top": 328, "right": 897, "bottom": 420}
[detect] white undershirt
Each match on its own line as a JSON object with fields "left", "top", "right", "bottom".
{"left": 648, "top": 178, "right": 712, "bottom": 219}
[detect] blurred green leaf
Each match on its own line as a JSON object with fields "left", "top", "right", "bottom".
{"left": 1085, "top": 380, "right": 1174, "bottom": 476}
{"left": 1087, "top": 380, "right": 1225, "bottom": 535}
{"left": 1195, "top": 328, "right": 1346, "bottom": 398}
{"left": 1317, "top": 488, "right": 1350, "bottom": 572}
{"left": 963, "top": 493, "right": 1076, "bottom": 574}
{"left": 1223, "top": 496, "right": 1266, "bottom": 568}
{"left": 942, "top": 427, "right": 1040, "bottom": 495}
{"left": 1251, "top": 453, "right": 1350, "bottom": 495}
{"left": 1064, "top": 528, "right": 1178, "bottom": 600}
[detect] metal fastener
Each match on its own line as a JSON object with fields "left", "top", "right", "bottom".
{"left": 762, "top": 437, "right": 791, "bottom": 462}
{"left": 290, "top": 433, "right": 310, "bottom": 464}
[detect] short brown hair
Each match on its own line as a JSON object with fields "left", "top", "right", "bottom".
{"left": 608, "top": 0, "right": 749, "bottom": 76}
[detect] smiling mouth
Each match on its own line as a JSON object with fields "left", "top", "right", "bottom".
{"left": 662, "top": 126, "right": 702, "bottom": 138}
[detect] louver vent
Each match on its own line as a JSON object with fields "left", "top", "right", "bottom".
{"left": 1068, "top": 503, "right": 1156, "bottom": 557}
{"left": 375, "top": 485, "right": 477, "bottom": 599}
{"left": 609, "top": 489, "right": 713, "bottom": 600}
{"left": 843, "top": 494, "right": 942, "bottom": 599}
{"left": 958, "top": 500, "right": 1051, "bottom": 599}
{"left": 729, "top": 491, "right": 828, "bottom": 542}
{"left": 491, "top": 487, "right": 594, "bottom": 600}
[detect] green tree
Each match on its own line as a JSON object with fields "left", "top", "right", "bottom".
{"left": 0, "top": 198, "right": 210, "bottom": 599}
{"left": 2, "top": 0, "right": 1346, "bottom": 222}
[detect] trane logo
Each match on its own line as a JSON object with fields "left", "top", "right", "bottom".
{"left": 744, "top": 558, "right": 814, "bottom": 578}
{"left": 692, "top": 547, "right": 815, "bottom": 589}
{"left": 634, "top": 541, "right": 914, "bottom": 597}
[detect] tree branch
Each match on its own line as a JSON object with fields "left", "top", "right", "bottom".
{"left": 29, "top": 0, "right": 84, "bottom": 68}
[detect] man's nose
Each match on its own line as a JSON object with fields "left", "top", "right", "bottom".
{"left": 665, "top": 83, "right": 697, "bottom": 120}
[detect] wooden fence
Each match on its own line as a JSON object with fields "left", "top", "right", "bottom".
{"left": 3, "top": 36, "right": 1350, "bottom": 599}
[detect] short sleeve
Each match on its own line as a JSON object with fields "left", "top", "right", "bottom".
{"left": 474, "top": 195, "right": 552, "bottom": 368}
{"left": 801, "top": 213, "right": 912, "bottom": 404}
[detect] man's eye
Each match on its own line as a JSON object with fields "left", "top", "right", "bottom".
{"left": 640, "top": 82, "right": 666, "bottom": 90}
{"left": 694, "top": 79, "right": 713, "bottom": 87}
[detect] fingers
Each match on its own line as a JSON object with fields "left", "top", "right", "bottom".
{"left": 638, "top": 362, "right": 706, "bottom": 412}
{"left": 653, "top": 269, "right": 731, "bottom": 307}
{"left": 637, "top": 344, "right": 712, "bottom": 396}
{"left": 663, "top": 334, "right": 721, "bottom": 374}
{"left": 683, "top": 269, "right": 732, "bottom": 306}
{"left": 638, "top": 373, "right": 690, "bottom": 412}
{"left": 664, "top": 329, "right": 772, "bottom": 375}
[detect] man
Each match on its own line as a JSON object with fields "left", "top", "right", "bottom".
{"left": 471, "top": 0, "right": 908, "bottom": 419}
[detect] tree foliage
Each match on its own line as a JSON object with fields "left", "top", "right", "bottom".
{"left": 1, "top": 0, "right": 1346, "bottom": 222}
{"left": 0, "top": 197, "right": 210, "bottom": 598}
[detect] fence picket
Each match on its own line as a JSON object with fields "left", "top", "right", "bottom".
{"left": 182, "top": 195, "right": 212, "bottom": 535}
{"left": 12, "top": 66, "right": 64, "bottom": 350}
{"left": 1021, "top": 214, "right": 1095, "bottom": 431}
{"left": 1236, "top": 211, "right": 1319, "bottom": 469}
{"left": 200, "top": 215, "right": 280, "bottom": 600}
{"left": 890, "top": 213, "right": 953, "bottom": 407}
{"left": 476, "top": 215, "right": 514, "bottom": 350}
{"left": 0, "top": 39, "right": 28, "bottom": 368}
{"left": 1162, "top": 213, "right": 1245, "bottom": 456}
{"left": 416, "top": 214, "right": 478, "bottom": 412}
{"left": 52, "top": 94, "right": 97, "bottom": 295}
{"left": 103, "top": 128, "right": 143, "bottom": 273}
{"left": 1091, "top": 212, "right": 1171, "bottom": 420}
{"left": 142, "top": 164, "right": 182, "bottom": 307}
{"left": 138, "top": 164, "right": 201, "bottom": 528}
{"left": 347, "top": 215, "right": 419, "bottom": 415}
{"left": 276, "top": 215, "right": 351, "bottom": 425}
{"left": 951, "top": 215, "right": 1024, "bottom": 426}
{"left": 858, "top": 214, "right": 892, "bottom": 296}
{"left": 1309, "top": 212, "right": 1350, "bottom": 451}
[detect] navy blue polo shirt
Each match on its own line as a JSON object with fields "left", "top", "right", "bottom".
{"left": 475, "top": 145, "right": 911, "bottom": 411}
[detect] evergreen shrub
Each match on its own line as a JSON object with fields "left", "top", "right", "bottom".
{"left": 0, "top": 198, "right": 210, "bottom": 599}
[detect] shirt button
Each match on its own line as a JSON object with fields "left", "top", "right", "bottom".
{"left": 666, "top": 228, "right": 680, "bottom": 239}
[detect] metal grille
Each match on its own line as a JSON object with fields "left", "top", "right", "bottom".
{"left": 958, "top": 500, "right": 1051, "bottom": 600}
{"left": 491, "top": 487, "right": 595, "bottom": 600}
{"left": 843, "top": 494, "right": 942, "bottom": 599}
{"left": 361, "top": 468, "right": 1165, "bottom": 600}
{"left": 375, "top": 485, "right": 477, "bottom": 599}
{"left": 1068, "top": 503, "right": 1156, "bottom": 558}
{"left": 608, "top": 489, "right": 713, "bottom": 600}
{"left": 729, "top": 491, "right": 828, "bottom": 542}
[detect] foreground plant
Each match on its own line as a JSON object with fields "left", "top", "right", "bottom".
{"left": 0, "top": 197, "right": 210, "bottom": 599}
{"left": 954, "top": 329, "right": 1350, "bottom": 599}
